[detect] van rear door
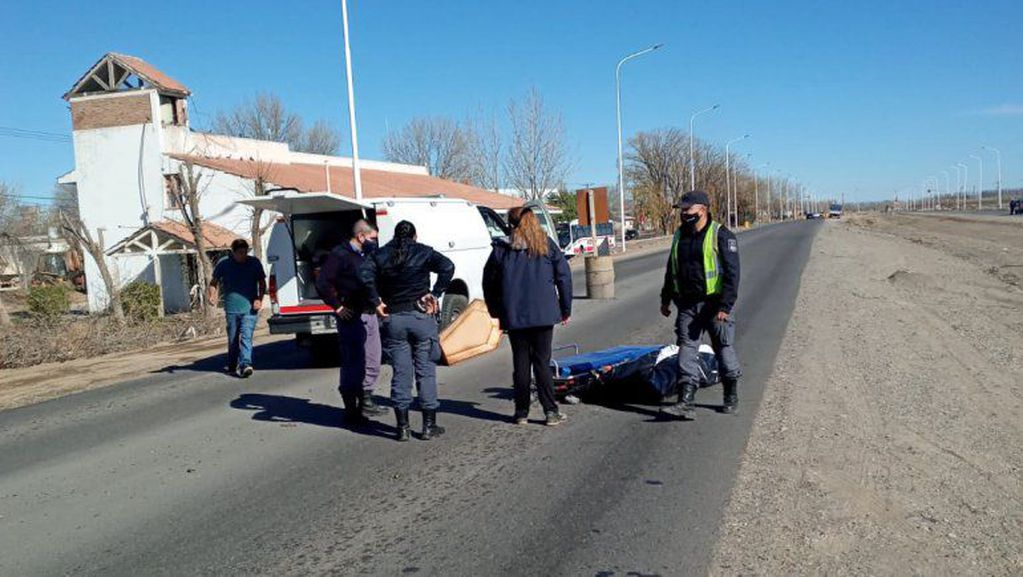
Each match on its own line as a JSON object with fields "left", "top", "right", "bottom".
{"left": 238, "top": 191, "right": 374, "bottom": 316}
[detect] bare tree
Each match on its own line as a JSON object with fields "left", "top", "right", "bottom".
{"left": 246, "top": 159, "right": 278, "bottom": 263}
{"left": 505, "top": 88, "right": 570, "bottom": 200}
{"left": 466, "top": 111, "right": 503, "bottom": 191}
{"left": 626, "top": 129, "right": 688, "bottom": 234}
{"left": 59, "top": 210, "right": 124, "bottom": 321}
{"left": 170, "top": 162, "right": 214, "bottom": 314}
{"left": 298, "top": 120, "right": 341, "bottom": 156}
{"left": 212, "top": 93, "right": 340, "bottom": 155}
{"left": 0, "top": 287, "right": 9, "bottom": 326}
{"left": 382, "top": 117, "right": 475, "bottom": 181}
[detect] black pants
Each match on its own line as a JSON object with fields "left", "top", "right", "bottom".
{"left": 508, "top": 326, "right": 559, "bottom": 417}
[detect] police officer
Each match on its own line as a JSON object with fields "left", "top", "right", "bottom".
{"left": 358, "top": 221, "right": 455, "bottom": 442}
{"left": 659, "top": 190, "right": 742, "bottom": 420}
{"left": 315, "top": 219, "right": 384, "bottom": 424}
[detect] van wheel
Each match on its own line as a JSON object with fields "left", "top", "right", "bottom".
{"left": 439, "top": 293, "right": 469, "bottom": 330}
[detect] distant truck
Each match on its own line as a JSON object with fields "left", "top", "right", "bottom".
{"left": 828, "top": 204, "right": 844, "bottom": 219}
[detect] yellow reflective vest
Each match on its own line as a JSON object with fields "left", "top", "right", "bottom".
{"left": 670, "top": 221, "right": 721, "bottom": 296}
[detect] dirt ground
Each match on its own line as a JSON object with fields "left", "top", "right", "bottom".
{"left": 710, "top": 213, "right": 1023, "bottom": 576}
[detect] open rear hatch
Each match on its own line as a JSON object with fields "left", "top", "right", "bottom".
{"left": 238, "top": 191, "right": 374, "bottom": 316}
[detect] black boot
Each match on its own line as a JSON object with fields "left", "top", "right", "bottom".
{"left": 661, "top": 383, "right": 697, "bottom": 420}
{"left": 394, "top": 408, "right": 411, "bottom": 442}
{"left": 420, "top": 409, "right": 445, "bottom": 440}
{"left": 361, "top": 390, "right": 386, "bottom": 416}
{"left": 342, "top": 393, "right": 368, "bottom": 426}
{"left": 722, "top": 379, "right": 739, "bottom": 414}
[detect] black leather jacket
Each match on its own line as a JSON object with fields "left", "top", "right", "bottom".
{"left": 358, "top": 241, "right": 455, "bottom": 314}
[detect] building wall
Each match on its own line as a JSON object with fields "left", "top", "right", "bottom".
{"left": 71, "top": 90, "right": 166, "bottom": 312}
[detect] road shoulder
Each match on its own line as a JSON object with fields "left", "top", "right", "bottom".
{"left": 709, "top": 218, "right": 1023, "bottom": 576}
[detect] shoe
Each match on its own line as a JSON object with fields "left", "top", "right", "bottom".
{"left": 341, "top": 393, "right": 369, "bottom": 426}
{"left": 513, "top": 416, "right": 529, "bottom": 426}
{"left": 544, "top": 411, "right": 567, "bottom": 426}
{"left": 238, "top": 366, "right": 254, "bottom": 378}
{"left": 722, "top": 379, "right": 739, "bottom": 415}
{"left": 661, "top": 383, "right": 697, "bottom": 420}
{"left": 421, "top": 409, "right": 446, "bottom": 440}
{"left": 394, "top": 408, "right": 411, "bottom": 442}
{"left": 360, "top": 391, "right": 387, "bottom": 416}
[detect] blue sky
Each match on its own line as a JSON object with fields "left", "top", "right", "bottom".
{"left": 2, "top": 0, "right": 1021, "bottom": 204}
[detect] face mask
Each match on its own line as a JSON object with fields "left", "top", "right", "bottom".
{"left": 681, "top": 213, "right": 700, "bottom": 227}
{"left": 362, "top": 239, "right": 378, "bottom": 253}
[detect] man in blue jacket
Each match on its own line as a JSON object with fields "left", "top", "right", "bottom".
{"left": 659, "top": 191, "right": 742, "bottom": 420}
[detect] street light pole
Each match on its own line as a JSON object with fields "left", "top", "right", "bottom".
{"left": 724, "top": 134, "right": 749, "bottom": 228}
{"left": 940, "top": 170, "right": 950, "bottom": 210}
{"left": 689, "top": 104, "right": 719, "bottom": 191}
{"left": 983, "top": 146, "right": 1003, "bottom": 209}
{"left": 951, "top": 165, "right": 963, "bottom": 210}
{"left": 615, "top": 43, "right": 662, "bottom": 252}
{"left": 755, "top": 162, "right": 769, "bottom": 223}
{"left": 957, "top": 163, "right": 968, "bottom": 211}
{"left": 340, "top": 0, "right": 363, "bottom": 200}
{"left": 970, "top": 154, "right": 983, "bottom": 210}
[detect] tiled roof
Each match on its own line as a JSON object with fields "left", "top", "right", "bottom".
{"left": 110, "top": 53, "right": 190, "bottom": 95}
{"left": 64, "top": 52, "right": 190, "bottom": 99}
{"left": 151, "top": 220, "right": 239, "bottom": 250}
{"left": 170, "top": 154, "right": 523, "bottom": 210}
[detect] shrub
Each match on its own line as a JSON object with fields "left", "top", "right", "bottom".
{"left": 27, "top": 284, "right": 70, "bottom": 318}
{"left": 121, "top": 281, "right": 162, "bottom": 322}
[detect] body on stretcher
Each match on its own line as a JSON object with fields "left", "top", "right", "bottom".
{"left": 548, "top": 343, "right": 720, "bottom": 400}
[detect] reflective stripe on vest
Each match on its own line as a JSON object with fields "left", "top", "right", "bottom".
{"left": 671, "top": 221, "right": 722, "bottom": 297}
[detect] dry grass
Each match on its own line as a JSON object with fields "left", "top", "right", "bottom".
{"left": 0, "top": 312, "right": 224, "bottom": 369}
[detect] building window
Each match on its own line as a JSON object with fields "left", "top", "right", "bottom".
{"left": 164, "top": 174, "right": 183, "bottom": 209}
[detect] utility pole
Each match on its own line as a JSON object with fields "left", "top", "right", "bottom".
{"left": 983, "top": 146, "right": 1002, "bottom": 210}
{"left": 340, "top": 0, "right": 363, "bottom": 199}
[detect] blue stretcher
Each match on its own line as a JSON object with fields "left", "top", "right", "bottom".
{"left": 550, "top": 345, "right": 663, "bottom": 398}
{"left": 550, "top": 343, "right": 720, "bottom": 399}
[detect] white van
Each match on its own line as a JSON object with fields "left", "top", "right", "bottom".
{"left": 240, "top": 190, "right": 552, "bottom": 354}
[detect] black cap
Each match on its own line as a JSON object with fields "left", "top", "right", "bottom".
{"left": 674, "top": 190, "right": 710, "bottom": 209}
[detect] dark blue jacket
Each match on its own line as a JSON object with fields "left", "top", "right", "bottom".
{"left": 315, "top": 242, "right": 371, "bottom": 312}
{"left": 483, "top": 237, "right": 572, "bottom": 331}
{"left": 358, "top": 241, "right": 455, "bottom": 314}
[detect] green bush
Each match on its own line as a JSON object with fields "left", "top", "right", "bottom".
{"left": 27, "top": 284, "right": 70, "bottom": 318}
{"left": 121, "top": 281, "right": 162, "bottom": 322}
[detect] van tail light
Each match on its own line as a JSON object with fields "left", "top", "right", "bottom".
{"left": 376, "top": 208, "right": 388, "bottom": 217}
{"left": 268, "top": 274, "right": 280, "bottom": 315}
{"left": 268, "top": 274, "right": 278, "bottom": 304}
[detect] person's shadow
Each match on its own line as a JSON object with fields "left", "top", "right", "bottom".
{"left": 229, "top": 393, "right": 395, "bottom": 438}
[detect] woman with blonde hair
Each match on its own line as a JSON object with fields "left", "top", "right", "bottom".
{"left": 483, "top": 207, "right": 573, "bottom": 425}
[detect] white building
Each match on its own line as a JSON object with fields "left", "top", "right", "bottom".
{"left": 59, "top": 53, "right": 519, "bottom": 314}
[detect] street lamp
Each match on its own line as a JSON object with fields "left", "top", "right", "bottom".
{"left": 970, "top": 154, "right": 983, "bottom": 210}
{"left": 340, "top": 0, "right": 363, "bottom": 199}
{"left": 983, "top": 146, "right": 1003, "bottom": 209}
{"left": 755, "top": 162, "right": 770, "bottom": 222}
{"left": 689, "top": 104, "right": 719, "bottom": 191}
{"left": 956, "top": 162, "right": 968, "bottom": 211}
{"left": 951, "top": 165, "right": 963, "bottom": 210}
{"left": 615, "top": 43, "right": 662, "bottom": 252}
{"left": 725, "top": 134, "right": 749, "bottom": 228}
{"left": 940, "top": 170, "right": 950, "bottom": 210}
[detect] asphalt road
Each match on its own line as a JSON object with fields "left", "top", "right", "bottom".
{"left": 0, "top": 220, "right": 821, "bottom": 577}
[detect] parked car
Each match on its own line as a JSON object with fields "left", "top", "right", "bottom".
{"left": 243, "top": 190, "right": 555, "bottom": 357}
{"left": 625, "top": 228, "right": 640, "bottom": 241}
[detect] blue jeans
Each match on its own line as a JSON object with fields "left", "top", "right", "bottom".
{"left": 226, "top": 311, "right": 258, "bottom": 369}
{"left": 381, "top": 311, "right": 440, "bottom": 411}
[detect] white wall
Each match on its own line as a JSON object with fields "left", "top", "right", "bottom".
{"left": 72, "top": 91, "right": 165, "bottom": 312}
